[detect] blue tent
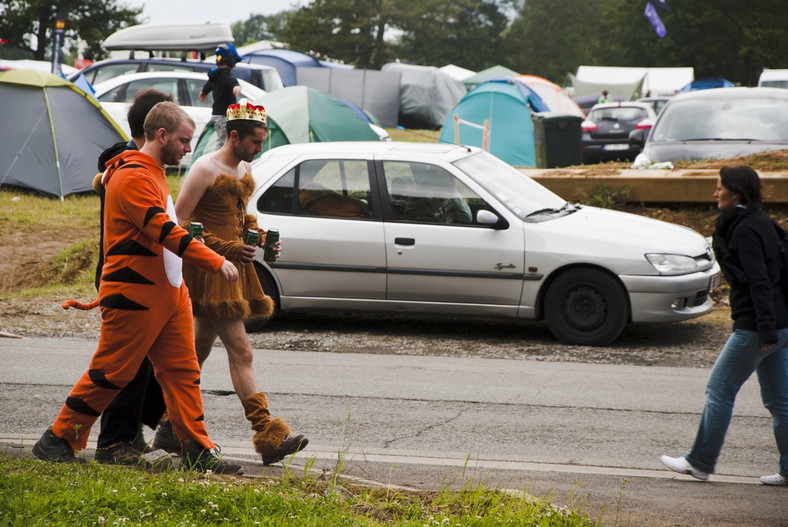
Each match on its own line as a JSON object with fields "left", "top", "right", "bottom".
{"left": 439, "top": 79, "right": 548, "bottom": 167}
{"left": 678, "top": 77, "right": 735, "bottom": 92}
{"left": 242, "top": 49, "right": 352, "bottom": 86}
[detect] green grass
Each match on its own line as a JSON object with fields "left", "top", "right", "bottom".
{"left": 0, "top": 455, "right": 601, "bottom": 526}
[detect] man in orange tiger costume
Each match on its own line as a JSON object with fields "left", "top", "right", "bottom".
{"left": 33, "top": 102, "right": 242, "bottom": 474}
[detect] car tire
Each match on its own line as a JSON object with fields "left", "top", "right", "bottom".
{"left": 244, "top": 262, "right": 280, "bottom": 334}
{"left": 544, "top": 268, "right": 629, "bottom": 346}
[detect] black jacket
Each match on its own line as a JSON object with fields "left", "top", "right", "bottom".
{"left": 712, "top": 204, "right": 788, "bottom": 346}
{"left": 202, "top": 67, "right": 239, "bottom": 116}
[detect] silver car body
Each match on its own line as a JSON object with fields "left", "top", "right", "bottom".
{"left": 248, "top": 142, "right": 720, "bottom": 344}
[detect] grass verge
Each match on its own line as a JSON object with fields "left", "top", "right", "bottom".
{"left": 0, "top": 455, "right": 600, "bottom": 526}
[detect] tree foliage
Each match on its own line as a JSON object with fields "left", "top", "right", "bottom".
{"left": 0, "top": 0, "right": 141, "bottom": 61}
{"left": 231, "top": 12, "right": 288, "bottom": 47}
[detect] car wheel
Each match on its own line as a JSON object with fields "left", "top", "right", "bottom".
{"left": 244, "top": 262, "right": 280, "bottom": 334}
{"left": 544, "top": 268, "right": 629, "bottom": 346}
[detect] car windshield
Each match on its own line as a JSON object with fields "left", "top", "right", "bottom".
{"left": 651, "top": 94, "right": 788, "bottom": 142}
{"left": 589, "top": 106, "right": 647, "bottom": 122}
{"left": 453, "top": 151, "right": 568, "bottom": 220}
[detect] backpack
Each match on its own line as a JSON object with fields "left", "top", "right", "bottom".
{"left": 772, "top": 220, "right": 788, "bottom": 301}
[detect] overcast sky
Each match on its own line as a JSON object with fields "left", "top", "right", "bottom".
{"left": 129, "top": 0, "right": 304, "bottom": 26}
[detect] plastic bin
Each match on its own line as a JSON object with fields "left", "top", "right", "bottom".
{"left": 531, "top": 112, "right": 583, "bottom": 168}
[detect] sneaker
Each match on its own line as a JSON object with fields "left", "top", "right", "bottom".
{"left": 32, "top": 428, "right": 82, "bottom": 463}
{"left": 151, "top": 419, "right": 180, "bottom": 454}
{"left": 181, "top": 439, "right": 243, "bottom": 475}
{"left": 660, "top": 454, "right": 709, "bottom": 481}
{"left": 263, "top": 434, "right": 308, "bottom": 466}
{"left": 132, "top": 426, "right": 152, "bottom": 454}
{"left": 95, "top": 441, "right": 144, "bottom": 465}
{"left": 760, "top": 473, "right": 788, "bottom": 486}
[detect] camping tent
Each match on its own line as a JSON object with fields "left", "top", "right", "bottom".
{"left": 0, "top": 69, "right": 126, "bottom": 199}
{"left": 569, "top": 66, "right": 694, "bottom": 99}
{"left": 678, "top": 77, "right": 735, "bottom": 92}
{"left": 463, "top": 65, "right": 519, "bottom": 91}
{"left": 243, "top": 48, "right": 352, "bottom": 87}
{"left": 438, "top": 79, "right": 548, "bottom": 167}
{"left": 515, "top": 74, "right": 585, "bottom": 117}
{"left": 190, "top": 85, "right": 381, "bottom": 164}
{"left": 381, "top": 62, "right": 467, "bottom": 129}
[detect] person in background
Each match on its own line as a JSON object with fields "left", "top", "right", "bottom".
{"left": 164, "top": 99, "right": 307, "bottom": 465}
{"left": 34, "top": 102, "right": 243, "bottom": 475}
{"left": 597, "top": 90, "right": 613, "bottom": 104}
{"left": 91, "top": 89, "right": 172, "bottom": 466}
{"left": 660, "top": 165, "right": 788, "bottom": 486}
{"left": 199, "top": 44, "right": 243, "bottom": 150}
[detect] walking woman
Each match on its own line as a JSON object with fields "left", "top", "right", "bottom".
{"left": 661, "top": 165, "right": 788, "bottom": 485}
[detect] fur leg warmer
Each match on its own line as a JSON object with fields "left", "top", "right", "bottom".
{"left": 242, "top": 392, "right": 304, "bottom": 465}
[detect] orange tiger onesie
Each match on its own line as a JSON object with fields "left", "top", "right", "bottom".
{"left": 50, "top": 150, "right": 225, "bottom": 453}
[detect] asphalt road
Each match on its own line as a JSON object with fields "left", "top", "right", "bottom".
{"left": 1, "top": 337, "right": 785, "bottom": 526}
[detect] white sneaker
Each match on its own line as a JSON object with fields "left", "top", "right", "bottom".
{"left": 759, "top": 473, "right": 787, "bottom": 486}
{"left": 660, "top": 454, "right": 709, "bottom": 481}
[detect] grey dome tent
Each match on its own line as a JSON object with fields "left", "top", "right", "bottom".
{"left": 0, "top": 69, "right": 126, "bottom": 199}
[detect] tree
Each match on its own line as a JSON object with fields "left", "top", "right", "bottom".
{"left": 0, "top": 0, "right": 141, "bottom": 62}
{"left": 231, "top": 12, "right": 289, "bottom": 47}
{"left": 395, "top": 0, "right": 513, "bottom": 70}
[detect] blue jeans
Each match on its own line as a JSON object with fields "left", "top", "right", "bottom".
{"left": 686, "top": 329, "right": 788, "bottom": 476}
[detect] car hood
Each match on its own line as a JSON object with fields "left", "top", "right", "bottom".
{"left": 525, "top": 205, "right": 710, "bottom": 275}
{"left": 643, "top": 141, "right": 788, "bottom": 163}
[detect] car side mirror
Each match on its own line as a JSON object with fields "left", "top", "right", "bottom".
{"left": 629, "top": 128, "right": 648, "bottom": 148}
{"left": 476, "top": 209, "right": 509, "bottom": 230}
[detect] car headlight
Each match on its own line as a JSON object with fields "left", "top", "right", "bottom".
{"left": 645, "top": 253, "right": 699, "bottom": 275}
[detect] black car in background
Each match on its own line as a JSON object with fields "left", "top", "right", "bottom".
{"left": 630, "top": 87, "right": 788, "bottom": 164}
{"left": 581, "top": 102, "right": 657, "bottom": 163}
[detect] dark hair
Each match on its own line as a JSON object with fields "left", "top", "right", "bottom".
{"left": 719, "top": 165, "right": 762, "bottom": 205}
{"left": 127, "top": 89, "right": 174, "bottom": 139}
{"left": 227, "top": 119, "right": 267, "bottom": 141}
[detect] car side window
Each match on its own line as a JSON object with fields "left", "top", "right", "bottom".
{"left": 185, "top": 79, "right": 212, "bottom": 108}
{"left": 257, "top": 159, "right": 373, "bottom": 219}
{"left": 90, "top": 63, "right": 140, "bottom": 85}
{"left": 383, "top": 161, "right": 482, "bottom": 225}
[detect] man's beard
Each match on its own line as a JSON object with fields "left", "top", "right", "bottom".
{"left": 162, "top": 139, "right": 184, "bottom": 166}
{"left": 234, "top": 142, "right": 255, "bottom": 163}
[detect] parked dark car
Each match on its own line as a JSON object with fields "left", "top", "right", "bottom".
{"left": 70, "top": 57, "right": 284, "bottom": 92}
{"left": 630, "top": 87, "right": 788, "bottom": 164}
{"left": 581, "top": 102, "right": 656, "bottom": 163}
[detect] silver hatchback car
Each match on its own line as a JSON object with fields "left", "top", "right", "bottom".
{"left": 247, "top": 142, "right": 720, "bottom": 345}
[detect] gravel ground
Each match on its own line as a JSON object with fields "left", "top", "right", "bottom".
{"left": 0, "top": 296, "right": 731, "bottom": 368}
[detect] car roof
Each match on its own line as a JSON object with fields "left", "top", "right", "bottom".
{"left": 261, "top": 141, "right": 480, "bottom": 162}
{"left": 91, "top": 70, "right": 263, "bottom": 96}
{"left": 589, "top": 101, "right": 655, "bottom": 111}
{"left": 668, "top": 86, "right": 788, "bottom": 101}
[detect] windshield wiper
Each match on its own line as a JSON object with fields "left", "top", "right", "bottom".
{"left": 682, "top": 137, "right": 762, "bottom": 142}
{"left": 526, "top": 202, "right": 575, "bottom": 218}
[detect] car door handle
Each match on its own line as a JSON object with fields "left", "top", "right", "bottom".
{"left": 394, "top": 237, "right": 415, "bottom": 246}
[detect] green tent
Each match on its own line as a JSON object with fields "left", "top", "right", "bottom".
{"left": 191, "top": 85, "right": 380, "bottom": 165}
{"left": 0, "top": 69, "right": 126, "bottom": 199}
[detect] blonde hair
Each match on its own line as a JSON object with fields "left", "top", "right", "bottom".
{"left": 143, "top": 101, "right": 195, "bottom": 141}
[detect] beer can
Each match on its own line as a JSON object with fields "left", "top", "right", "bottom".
{"left": 244, "top": 229, "right": 259, "bottom": 246}
{"left": 188, "top": 222, "right": 203, "bottom": 239}
{"left": 263, "top": 229, "right": 279, "bottom": 263}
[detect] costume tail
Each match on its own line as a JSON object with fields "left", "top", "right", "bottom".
{"left": 62, "top": 299, "right": 100, "bottom": 310}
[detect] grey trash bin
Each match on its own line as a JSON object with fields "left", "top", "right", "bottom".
{"left": 531, "top": 112, "right": 583, "bottom": 168}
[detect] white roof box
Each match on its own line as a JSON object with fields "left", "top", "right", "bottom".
{"left": 103, "top": 23, "right": 233, "bottom": 52}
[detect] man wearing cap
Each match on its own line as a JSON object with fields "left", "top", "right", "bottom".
{"left": 168, "top": 99, "right": 308, "bottom": 465}
{"left": 199, "top": 44, "right": 243, "bottom": 150}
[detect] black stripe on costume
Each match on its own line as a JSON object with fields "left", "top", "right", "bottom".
{"left": 107, "top": 240, "right": 156, "bottom": 257}
{"left": 177, "top": 234, "right": 193, "bottom": 256}
{"left": 196, "top": 414, "right": 205, "bottom": 422}
{"left": 143, "top": 206, "right": 165, "bottom": 227}
{"left": 65, "top": 396, "right": 100, "bottom": 417}
{"left": 103, "top": 267, "right": 155, "bottom": 285}
{"left": 159, "top": 221, "right": 176, "bottom": 244}
{"left": 194, "top": 377, "right": 201, "bottom": 385}
{"left": 89, "top": 369, "right": 121, "bottom": 390}
{"left": 100, "top": 293, "right": 149, "bottom": 311}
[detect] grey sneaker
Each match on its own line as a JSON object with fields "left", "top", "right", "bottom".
{"left": 760, "top": 473, "right": 788, "bottom": 486}
{"left": 181, "top": 439, "right": 243, "bottom": 475}
{"left": 660, "top": 454, "right": 709, "bottom": 481}
{"left": 151, "top": 419, "right": 180, "bottom": 454}
{"left": 32, "top": 428, "right": 82, "bottom": 463}
{"left": 95, "top": 441, "right": 144, "bottom": 465}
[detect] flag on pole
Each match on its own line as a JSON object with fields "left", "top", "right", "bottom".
{"left": 644, "top": 1, "right": 667, "bottom": 38}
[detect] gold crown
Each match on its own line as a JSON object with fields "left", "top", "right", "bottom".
{"left": 227, "top": 99, "right": 267, "bottom": 123}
